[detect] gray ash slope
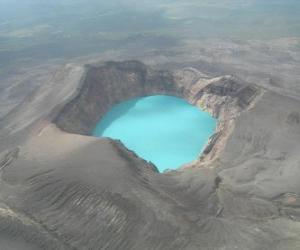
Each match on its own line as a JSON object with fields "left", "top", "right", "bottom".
{"left": 0, "top": 61, "right": 300, "bottom": 250}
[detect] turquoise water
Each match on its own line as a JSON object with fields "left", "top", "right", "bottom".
{"left": 92, "top": 95, "right": 216, "bottom": 172}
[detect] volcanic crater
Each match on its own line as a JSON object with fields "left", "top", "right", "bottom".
{"left": 54, "top": 60, "right": 259, "bottom": 168}
{"left": 1, "top": 61, "right": 300, "bottom": 250}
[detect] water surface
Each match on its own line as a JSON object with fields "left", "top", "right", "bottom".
{"left": 93, "top": 95, "right": 216, "bottom": 172}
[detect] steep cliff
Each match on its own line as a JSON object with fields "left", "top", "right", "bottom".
{"left": 55, "top": 61, "right": 178, "bottom": 135}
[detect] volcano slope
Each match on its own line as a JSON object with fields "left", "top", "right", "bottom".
{"left": 0, "top": 61, "right": 300, "bottom": 250}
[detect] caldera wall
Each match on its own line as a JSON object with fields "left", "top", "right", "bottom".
{"left": 54, "top": 61, "right": 180, "bottom": 135}
{"left": 54, "top": 60, "right": 260, "bottom": 164}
